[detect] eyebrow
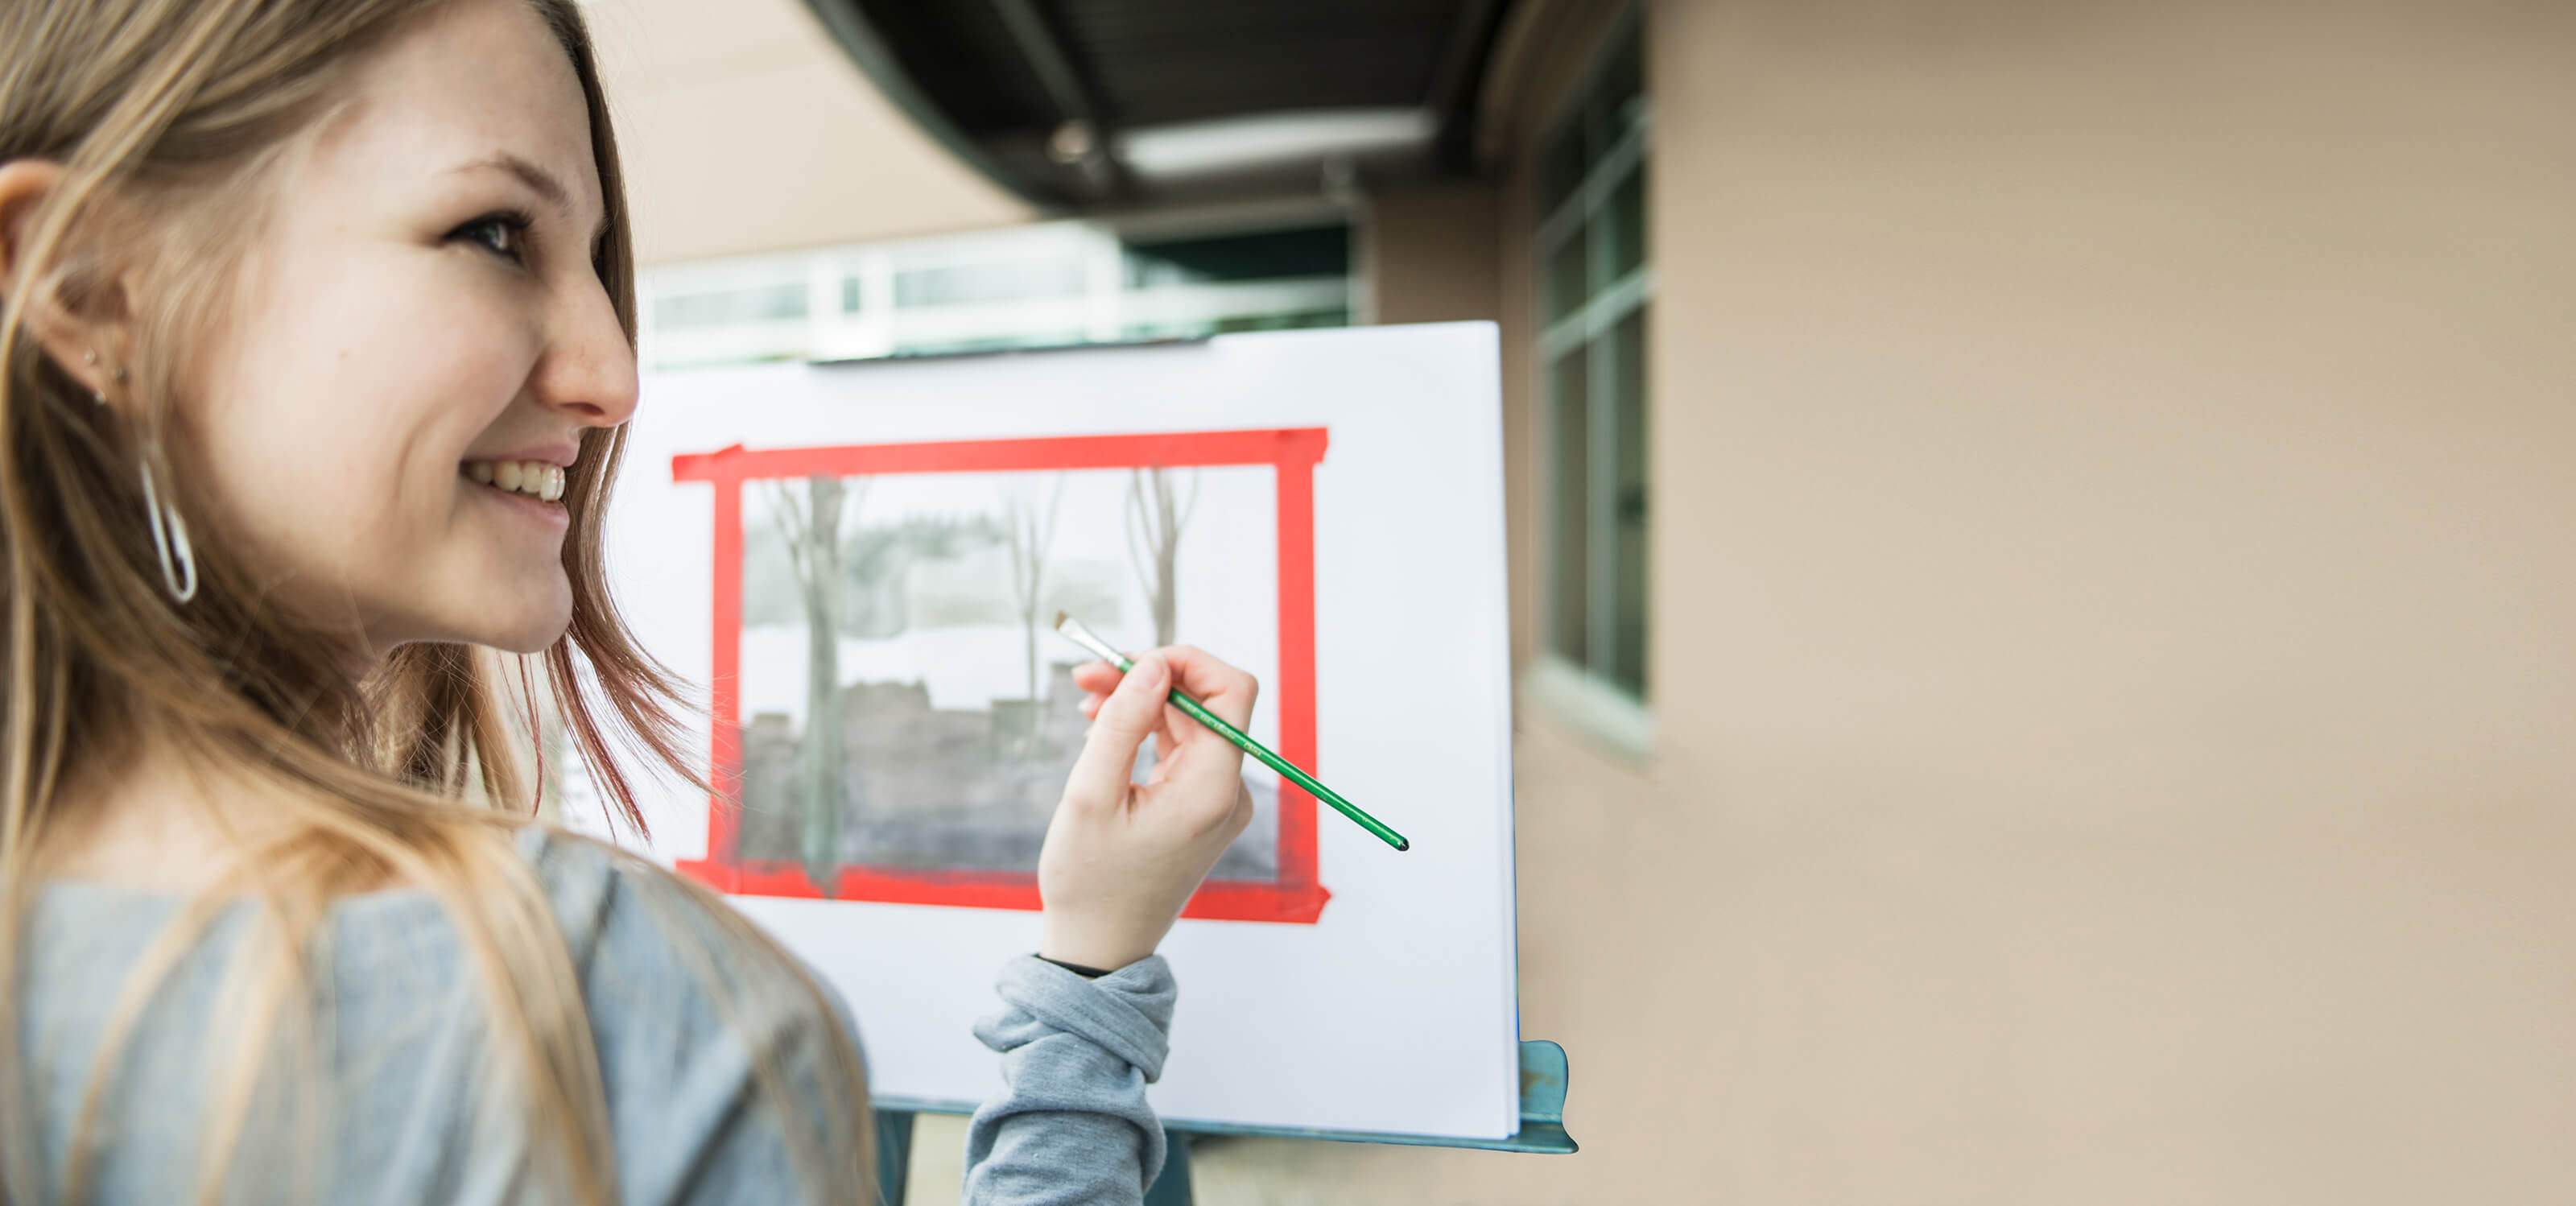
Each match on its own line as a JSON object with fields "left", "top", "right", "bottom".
{"left": 448, "top": 152, "right": 608, "bottom": 247}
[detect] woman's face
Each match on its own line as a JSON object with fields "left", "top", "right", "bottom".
{"left": 193, "top": 0, "right": 632, "bottom": 657}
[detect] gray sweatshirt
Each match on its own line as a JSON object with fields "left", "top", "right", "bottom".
{"left": 16, "top": 828, "right": 1170, "bottom": 1205}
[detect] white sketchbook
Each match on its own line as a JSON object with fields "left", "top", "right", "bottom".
{"left": 593, "top": 322, "right": 1519, "bottom": 1138}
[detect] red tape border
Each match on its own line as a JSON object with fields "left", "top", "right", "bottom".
{"left": 671, "top": 427, "right": 1330, "bottom": 924}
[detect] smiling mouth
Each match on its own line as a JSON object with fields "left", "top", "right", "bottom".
{"left": 463, "top": 459, "right": 568, "bottom": 502}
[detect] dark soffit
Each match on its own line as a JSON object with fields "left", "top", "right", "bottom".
{"left": 799, "top": 0, "right": 1516, "bottom": 213}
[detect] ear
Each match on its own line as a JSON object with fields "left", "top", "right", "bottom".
{"left": 0, "top": 158, "right": 134, "bottom": 403}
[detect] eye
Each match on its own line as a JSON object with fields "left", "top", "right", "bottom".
{"left": 452, "top": 210, "right": 532, "bottom": 263}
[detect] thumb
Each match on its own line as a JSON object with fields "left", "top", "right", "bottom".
{"left": 1063, "top": 654, "right": 1168, "bottom": 807}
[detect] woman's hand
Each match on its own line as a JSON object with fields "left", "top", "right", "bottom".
{"left": 1036, "top": 646, "right": 1258, "bottom": 972}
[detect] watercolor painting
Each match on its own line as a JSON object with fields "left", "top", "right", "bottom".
{"left": 671, "top": 428, "right": 1333, "bottom": 923}
{"left": 731, "top": 463, "right": 1280, "bottom": 882}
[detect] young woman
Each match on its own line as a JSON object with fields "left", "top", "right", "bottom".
{"left": 0, "top": 0, "right": 1257, "bottom": 1202}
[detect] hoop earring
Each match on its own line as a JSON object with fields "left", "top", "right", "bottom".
{"left": 136, "top": 452, "right": 198, "bottom": 603}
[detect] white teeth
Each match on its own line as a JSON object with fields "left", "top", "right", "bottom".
{"left": 463, "top": 459, "right": 570, "bottom": 502}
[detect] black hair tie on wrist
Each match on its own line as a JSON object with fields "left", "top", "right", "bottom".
{"left": 1037, "top": 955, "right": 1113, "bottom": 979}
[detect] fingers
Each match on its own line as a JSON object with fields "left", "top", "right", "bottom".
{"left": 1069, "top": 660, "right": 1124, "bottom": 695}
{"left": 1152, "top": 645, "right": 1258, "bottom": 728}
{"left": 1071, "top": 650, "right": 1258, "bottom": 729}
{"left": 1062, "top": 652, "right": 1170, "bottom": 809}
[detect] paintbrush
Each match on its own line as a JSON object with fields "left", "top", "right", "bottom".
{"left": 1053, "top": 611, "right": 1410, "bottom": 853}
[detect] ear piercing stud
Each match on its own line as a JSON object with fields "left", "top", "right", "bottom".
{"left": 82, "top": 349, "right": 129, "bottom": 402}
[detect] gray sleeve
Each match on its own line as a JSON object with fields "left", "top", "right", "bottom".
{"left": 962, "top": 956, "right": 1177, "bottom": 1206}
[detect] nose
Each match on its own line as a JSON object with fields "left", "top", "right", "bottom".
{"left": 533, "top": 271, "right": 639, "bottom": 429}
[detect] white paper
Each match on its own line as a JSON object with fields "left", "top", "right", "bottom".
{"left": 598, "top": 323, "right": 1519, "bottom": 1138}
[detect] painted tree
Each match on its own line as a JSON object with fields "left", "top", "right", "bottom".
{"left": 1003, "top": 474, "right": 1067, "bottom": 722}
{"left": 765, "top": 473, "right": 863, "bottom": 893}
{"left": 1123, "top": 467, "right": 1199, "bottom": 647}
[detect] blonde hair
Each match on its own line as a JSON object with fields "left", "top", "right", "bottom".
{"left": 0, "top": 1, "right": 869, "bottom": 1202}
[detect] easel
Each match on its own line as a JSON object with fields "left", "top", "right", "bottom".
{"left": 873, "top": 1039, "right": 1578, "bottom": 1205}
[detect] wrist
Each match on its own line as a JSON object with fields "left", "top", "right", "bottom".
{"left": 1038, "top": 919, "right": 1155, "bottom": 973}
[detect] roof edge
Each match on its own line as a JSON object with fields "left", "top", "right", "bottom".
{"left": 795, "top": 0, "right": 1071, "bottom": 213}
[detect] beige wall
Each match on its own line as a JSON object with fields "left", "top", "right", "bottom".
{"left": 1203, "top": 0, "right": 2576, "bottom": 1202}
{"left": 581, "top": 0, "right": 1029, "bottom": 265}
{"left": 1360, "top": 185, "right": 1503, "bottom": 325}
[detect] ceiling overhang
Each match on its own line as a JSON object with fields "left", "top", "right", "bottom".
{"left": 799, "top": 0, "right": 1517, "bottom": 213}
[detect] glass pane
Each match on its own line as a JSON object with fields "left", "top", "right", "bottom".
{"left": 840, "top": 277, "right": 862, "bottom": 313}
{"left": 654, "top": 282, "right": 807, "bottom": 329}
{"left": 1547, "top": 345, "right": 1591, "bottom": 667}
{"left": 1596, "top": 21, "right": 1645, "bottom": 143}
{"left": 1125, "top": 225, "right": 1348, "bottom": 283}
{"left": 1539, "top": 121, "right": 1585, "bottom": 220}
{"left": 1608, "top": 162, "right": 1646, "bottom": 283}
{"left": 1546, "top": 225, "right": 1588, "bottom": 324}
{"left": 1585, "top": 23, "right": 1644, "bottom": 173}
{"left": 894, "top": 258, "right": 1086, "bottom": 307}
{"left": 1610, "top": 309, "right": 1649, "bottom": 697}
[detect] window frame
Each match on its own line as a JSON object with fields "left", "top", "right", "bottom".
{"left": 635, "top": 208, "right": 1356, "bottom": 370}
{"left": 1528, "top": 4, "right": 1655, "bottom": 758}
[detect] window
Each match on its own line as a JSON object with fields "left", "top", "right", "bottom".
{"left": 1534, "top": 12, "right": 1650, "bottom": 717}
{"left": 893, "top": 259, "right": 1088, "bottom": 308}
{"left": 638, "top": 214, "right": 1353, "bottom": 370}
{"left": 1121, "top": 225, "right": 1351, "bottom": 341}
{"left": 653, "top": 281, "right": 808, "bottom": 330}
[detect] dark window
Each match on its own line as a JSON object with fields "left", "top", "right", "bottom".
{"left": 1125, "top": 225, "right": 1349, "bottom": 287}
{"left": 1534, "top": 12, "right": 1650, "bottom": 703}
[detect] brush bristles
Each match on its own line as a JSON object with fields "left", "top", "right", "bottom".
{"left": 1053, "top": 610, "right": 1070, "bottom": 631}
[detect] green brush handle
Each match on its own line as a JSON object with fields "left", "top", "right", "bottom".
{"left": 1061, "top": 613, "right": 1410, "bottom": 853}
{"left": 1158, "top": 677, "right": 1411, "bottom": 853}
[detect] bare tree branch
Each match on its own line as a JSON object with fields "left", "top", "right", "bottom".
{"left": 1002, "top": 473, "right": 1067, "bottom": 719}
{"left": 758, "top": 472, "right": 858, "bottom": 896}
{"left": 1119, "top": 466, "right": 1193, "bottom": 648}
{"left": 766, "top": 480, "right": 811, "bottom": 582}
